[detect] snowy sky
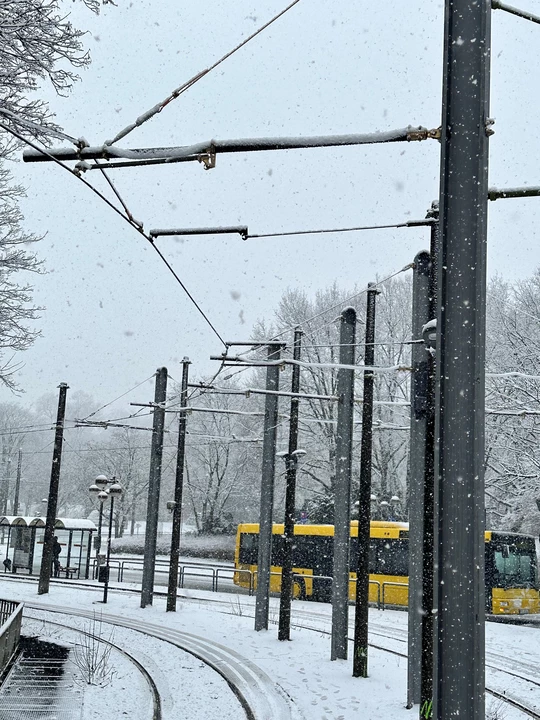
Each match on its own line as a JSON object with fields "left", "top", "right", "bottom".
{"left": 6, "top": 0, "right": 540, "bottom": 408}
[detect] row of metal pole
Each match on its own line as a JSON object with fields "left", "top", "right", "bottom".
{"left": 34, "top": 1, "right": 490, "bottom": 713}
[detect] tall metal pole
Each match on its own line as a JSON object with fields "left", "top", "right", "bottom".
{"left": 331, "top": 307, "right": 356, "bottom": 661}
{"left": 96, "top": 505, "right": 104, "bottom": 555}
{"left": 94, "top": 501, "right": 105, "bottom": 578}
{"left": 167, "top": 357, "right": 190, "bottom": 612}
{"left": 102, "top": 496, "right": 115, "bottom": 604}
{"left": 278, "top": 329, "right": 303, "bottom": 641}
{"left": 141, "top": 367, "right": 168, "bottom": 608}
{"left": 13, "top": 449, "right": 22, "bottom": 516}
{"left": 254, "top": 342, "right": 282, "bottom": 631}
{"left": 420, "top": 210, "right": 439, "bottom": 718}
{"left": 353, "top": 284, "right": 378, "bottom": 677}
{"left": 38, "top": 382, "right": 69, "bottom": 595}
{"left": 435, "top": 1, "right": 491, "bottom": 717}
{"left": 407, "top": 247, "right": 432, "bottom": 707}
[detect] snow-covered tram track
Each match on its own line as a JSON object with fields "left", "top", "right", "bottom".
{"left": 277, "top": 605, "right": 540, "bottom": 719}
{"left": 24, "top": 602, "right": 299, "bottom": 720}
{"left": 23, "top": 611, "right": 162, "bottom": 720}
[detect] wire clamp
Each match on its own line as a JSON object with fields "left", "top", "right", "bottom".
{"left": 406, "top": 126, "right": 441, "bottom": 142}
{"left": 73, "top": 160, "right": 91, "bottom": 176}
{"left": 197, "top": 145, "right": 216, "bottom": 170}
{"left": 485, "top": 118, "right": 495, "bottom": 137}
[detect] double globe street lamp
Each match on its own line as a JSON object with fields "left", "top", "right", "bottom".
{"left": 88, "top": 474, "right": 123, "bottom": 603}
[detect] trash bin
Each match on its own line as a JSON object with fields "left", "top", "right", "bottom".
{"left": 98, "top": 565, "right": 109, "bottom": 583}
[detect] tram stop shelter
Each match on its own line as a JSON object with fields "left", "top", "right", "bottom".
{"left": 0, "top": 516, "right": 96, "bottom": 579}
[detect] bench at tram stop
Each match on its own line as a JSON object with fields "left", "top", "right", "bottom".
{"left": 58, "top": 566, "right": 78, "bottom": 579}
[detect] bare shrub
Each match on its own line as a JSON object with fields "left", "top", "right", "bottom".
{"left": 72, "top": 613, "right": 115, "bottom": 686}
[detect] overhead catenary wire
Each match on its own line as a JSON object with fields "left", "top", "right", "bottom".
{"left": 247, "top": 219, "right": 434, "bottom": 239}
{"left": 0, "top": 107, "right": 80, "bottom": 145}
{"left": 216, "top": 357, "right": 413, "bottom": 373}
{"left": 105, "top": 0, "right": 303, "bottom": 146}
{"left": 201, "top": 264, "right": 415, "bottom": 392}
{"left": 0, "top": 121, "right": 227, "bottom": 348}
{"left": 80, "top": 375, "right": 156, "bottom": 422}
{"left": 265, "top": 263, "right": 414, "bottom": 344}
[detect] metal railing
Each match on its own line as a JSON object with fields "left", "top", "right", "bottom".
{"left": 92, "top": 557, "right": 237, "bottom": 590}
{"left": 87, "top": 557, "right": 408, "bottom": 608}
{"left": 0, "top": 599, "right": 23, "bottom": 676}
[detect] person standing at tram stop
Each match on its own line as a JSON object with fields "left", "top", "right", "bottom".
{"left": 52, "top": 536, "right": 62, "bottom": 577}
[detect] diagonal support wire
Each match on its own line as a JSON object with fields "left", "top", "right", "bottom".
{"left": 105, "top": 0, "right": 302, "bottom": 146}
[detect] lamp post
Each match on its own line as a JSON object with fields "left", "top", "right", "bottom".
{"left": 88, "top": 475, "right": 110, "bottom": 578}
{"left": 102, "top": 480, "right": 123, "bottom": 604}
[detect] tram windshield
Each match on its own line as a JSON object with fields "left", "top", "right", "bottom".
{"left": 492, "top": 540, "right": 538, "bottom": 588}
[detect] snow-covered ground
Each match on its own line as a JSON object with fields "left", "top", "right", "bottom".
{"left": 1, "top": 578, "right": 539, "bottom": 719}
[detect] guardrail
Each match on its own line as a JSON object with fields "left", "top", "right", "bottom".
{"left": 0, "top": 599, "right": 23, "bottom": 676}
{"left": 87, "top": 558, "right": 407, "bottom": 608}
{"left": 91, "top": 557, "right": 237, "bottom": 590}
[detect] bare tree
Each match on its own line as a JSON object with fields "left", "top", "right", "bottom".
{"left": 0, "top": 169, "right": 43, "bottom": 388}
{"left": 0, "top": 0, "right": 110, "bottom": 389}
{"left": 485, "top": 272, "right": 540, "bottom": 532}
{"left": 184, "top": 385, "right": 261, "bottom": 534}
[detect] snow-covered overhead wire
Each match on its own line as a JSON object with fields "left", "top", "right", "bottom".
{"left": 0, "top": 107, "right": 80, "bottom": 145}
{"left": 221, "top": 357, "right": 412, "bottom": 373}
{"left": 1, "top": 121, "right": 227, "bottom": 348}
{"left": 247, "top": 219, "right": 432, "bottom": 239}
{"left": 80, "top": 375, "right": 155, "bottom": 422}
{"left": 486, "top": 371, "right": 540, "bottom": 381}
{"left": 93, "top": 160, "right": 143, "bottom": 228}
{"left": 302, "top": 339, "right": 422, "bottom": 349}
{"left": 486, "top": 408, "right": 540, "bottom": 416}
{"left": 105, "top": 0, "right": 302, "bottom": 146}
{"left": 266, "top": 263, "right": 414, "bottom": 344}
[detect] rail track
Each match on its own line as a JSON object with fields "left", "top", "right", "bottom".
{"left": 21, "top": 613, "right": 162, "bottom": 720}
{"left": 4, "top": 573, "right": 540, "bottom": 718}
{"left": 284, "top": 606, "right": 540, "bottom": 719}
{"left": 22, "top": 601, "right": 300, "bottom": 720}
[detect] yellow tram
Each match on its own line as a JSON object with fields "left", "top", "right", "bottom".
{"left": 234, "top": 520, "right": 540, "bottom": 615}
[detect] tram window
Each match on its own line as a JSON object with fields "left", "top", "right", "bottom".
{"left": 239, "top": 533, "right": 259, "bottom": 564}
{"left": 294, "top": 536, "right": 333, "bottom": 575}
{"left": 377, "top": 540, "right": 408, "bottom": 576}
{"left": 272, "top": 535, "right": 285, "bottom": 566}
{"left": 349, "top": 538, "right": 377, "bottom": 574}
{"left": 494, "top": 543, "right": 537, "bottom": 586}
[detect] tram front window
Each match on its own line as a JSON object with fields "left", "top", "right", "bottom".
{"left": 493, "top": 544, "right": 538, "bottom": 588}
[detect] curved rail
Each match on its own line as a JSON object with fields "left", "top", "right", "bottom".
{"left": 6, "top": 574, "right": 540, "bottom": 718}
{"left": 24, "top": 602, "right": 297, "bottom": 720}
{"left": 24, "top": 613, "right": 162, "bottom": 720}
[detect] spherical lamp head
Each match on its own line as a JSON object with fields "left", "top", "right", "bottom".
{"left": 108, "top": 482, "right": 123, "bottom": 498}
{"left": 95, "top": 474, "right": 109, "bottom": 489}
